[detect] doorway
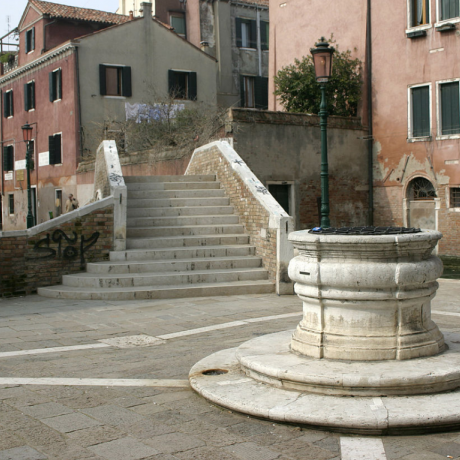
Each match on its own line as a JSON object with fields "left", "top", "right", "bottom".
{"left": 406, "top": 177, "right": 437, "bottom": 230}
{"left": 31, "top": 186, "right": 37, "bottom": 226}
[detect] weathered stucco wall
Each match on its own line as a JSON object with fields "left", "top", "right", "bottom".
{"left": 227, "top": 109, "right": 369, "bottom": 229}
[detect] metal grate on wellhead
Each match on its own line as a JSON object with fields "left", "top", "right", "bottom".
{"left": 309, "top": 226, "right": 422, "bottom": 235}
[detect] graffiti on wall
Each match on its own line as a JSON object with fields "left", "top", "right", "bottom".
{"left": 28, "top": 229, "right": 100, "bottom": 267}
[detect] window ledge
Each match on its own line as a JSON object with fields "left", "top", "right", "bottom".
{"left": 28, "top": 108, "right": 35, "bottom": 112}
{"left": 239, "top": 47, "right": 257, "bottom": 51}
{"left": 436, "top": 17, "right": 460, "bottom": 26}
{"left": 436, "top": 134, "right": 460, "bottom": 140}
{"left": 407, "top": 136, "right": 432, "bottom": 142}
{"left": 435, "top": 21, "right": 457, "bottom": 31}
{"left": 53, "top": 99, "right": 62, "bottom": 103}
{"left": 103, "top": 95, "right": 126, "bottom": 99}
{"left": 406, "top": 24, "right": 432, "bottom": 33}
{"left": 406, "top": 29, "right": 428, "bottom": 38}
{"left": 448, "top": 207, "right": 460, "bottom": 212}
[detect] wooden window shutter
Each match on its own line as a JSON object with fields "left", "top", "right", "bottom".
{"left": 168, "top": 69, "right": 175, "bottom": 96}
{"left": 260, "top": 21, "right": 268, "bottom": 51}
{"left": 31, "top": 81, "right": 35, "bottom": 109}
{"left": 235, "top": 18, "right": 242, "bottom": 47}
{"left": 441, "top": 82, "right": 460, "bottom": 135}
{"left": 99, "top": 64, "right": 107, "bottom": 96}
{"left": 49, "top": 71, "right": 55, "bottom": 101}
{"left": 412, "top": 86, "right": 430, "bottom": 137}
{"left": 250, "top": 20, "right": 257, "bottom": 49}
{"left": 3, "top": 146, "right": 9, "bottom": 171}
{"left": 3, "top": 92, "right": 7, "bottom": 118}
{"left": 55, "top": 134, "right": 62, "bottom": 163}
{"left": 240, "top": 75, "right": 245, "bottom": 107}
{"left": 32, "top": 27, "right": 35, "bottom": 50}
{"left": 24, "top": 83, "right": 29, "bottom": 111}
{"left": 49, "top": 135, "right": 56, "bottom": 164}
{"left": 122, "top": 66, "right": 132, "bottom": 97}
{"left": 188, "top": 72, "right": 197, "bottom": 100}
{"left": 58, "top": 69, "right": 62, "bottom": 99}
{"left": 254, "top": 76, "right": 268, "bottom": 109}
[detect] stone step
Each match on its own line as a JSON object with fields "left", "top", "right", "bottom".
{"left": 124, "top": 235, "right": 251, "bottom": 250}
{"left": 126, "top": 224, "right": 245, "bottom": 238}
{"left": 62, "top": 268, "right": 269, "bottom": 288}
{"left": 128, "top": 189, "right": 226, "bottom": 200}
{"left": 127, "top": 215, "right": 240, "bottom": 228}
{"left": 37, "top": 280, "right": 275, "bottom": 300}
{"left": 87, "top": 256, "right": 263, "bottom": 274}
{"left": 127, "top": 182, "right": 221, "bottom": 191}
{"left": 127, "top": 197, "right": 230, "bottom": 208}
{"left": 123, "top": 175, "right": 216, "bottom": 183}
{"left": 127, "top": 205, "right": 235, "bottom": 218}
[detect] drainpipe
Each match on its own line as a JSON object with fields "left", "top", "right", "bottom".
{"left": 367, "top": 0, "right": 374, "bottom": 225}
{"left": 256, "top": 6, "right": 262, "bottom": 76}
{"left": 75, "top": 45, "right": 84, "bottom": 162}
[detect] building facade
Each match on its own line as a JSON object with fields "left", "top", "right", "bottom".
{"left": 1, "top": 0, "right": 217, "bottom": 231}
{"left": 269, "top": 0, "right": 460, "bottom": 256}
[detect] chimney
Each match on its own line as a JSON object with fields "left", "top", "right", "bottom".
{"left": 141, "top": 2, "right": 152, "bottom": 17}
{"left": 200, "top": 41, "right": 210, "bottom": 54}
{"left": 129, "top": 10, "right": 134, "bottom": 20}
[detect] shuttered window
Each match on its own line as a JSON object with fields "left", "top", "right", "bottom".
{"left": 2, "top": 145, "right": 14, "bottom": 171}
{"left": 25, "top": 27, "right": 35, "bottom": 53}
{"left": 261, "top": 21, "right": 269, "bottom": 51}
{"left": 235, "top": 18, "right": 257, "bottom": 48}
{"left": 441, "top": 82, "right": 460, "bottom": 135}
{"left": 3, "top": 90, "right": 13, "bottom": 118}
{"left": 168, "top": 70, "right": 197, "bottom": 100}
{"left": 24, "top": 81, "right": 35, "bottom": 111}
{"left": 240, "top": 76, "right": 268, "bottom": 110}
{"left": 411, "top": 86, "right": 430, "bottom": 137}
{"left": 49, "top": 134, "right": 62, "bottom": 165}
{"left": 441, "top": 0, "right": 459, "bottom": 20}
{"left": 170, "top": 14, "right": 186, "bottom": 38}
{"left": 49, "top": 69, "right": 62, "bottom": 102}
{"left": 99, "top": 65, "right": 132, "bottom": 97}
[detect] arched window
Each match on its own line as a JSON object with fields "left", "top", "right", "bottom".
{"left": 407, "top": 177, "right": 437, "bottom": 200}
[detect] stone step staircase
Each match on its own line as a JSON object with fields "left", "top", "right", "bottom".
{"left": 38, "top": 175, "right": 275, "bottom": 300}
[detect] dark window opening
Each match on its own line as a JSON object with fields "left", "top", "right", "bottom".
{"left": 240, "top": 75, "right": 268, "bottom": 109}
{"left": 49, "top": 69, "right": 62, "bottom": 101}
{"left": 411, "top": 0, "right": 430, "bottom": 26}
{"left": 55, "top": 189, "right": 63, "bottom": 217}
{"left": 168, "top": 70, "right": 197, "bottom": 100}
{"left": 408, "top": 177, "right": 437, "bottom": 200}
{"left": 268, "top": 184, "right": 290, "bottom": 215}
{"left": 235, "top": 18, "right": 257, "bottom": 48}
{"left": 441, "top": 82, "right": 460, "bottom": 135}
{"left": 411, "top": 86, "right": 430, "bottom": 137}
{"left": 24, "top": 81, "right": 35, "bottom": 111}
{"left": 170, "top": 14, "right": 186, "bottom": 38}
{"left": 8, "top": 194, "right": 14, "bottom": 215}
{"left": 25, "top": 27, "right": 35, "bottom": 53}
{"left": 49, "top": 133, "right": 62, "bottom": 165}
{"left": 3, "top": 145, "right": 14, "bottom": 171}
{"left": 451, "top": 187, "right": 460, "bottom": 207}
{"left": 3, "top": 90, "right": 13, "bottom": 118}
{"left": 261, "top": 21, "right": 269, "bottom": 50}
{"left": 99, "top": 65, "right": 132, "bottom": 97}
{"left": 441, "top": 0, "right": 459, "bottom": 20}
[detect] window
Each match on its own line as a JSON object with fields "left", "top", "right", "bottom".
{"left": 410, "top": 0, "right": 430, "bottom": 26}
{"left": 99, "top": 65, "right": 132, "bottom": 97}
{"left": 25, "top": 27, "right": 35, "bottom": 53}
{"left": 409, "top": 85, "right": 431, "bottom": 138}
{"left": 49, "top": 133, "right": 62, "bottom": 165}
{"left": 440, "top": 0, "right": 459, "bottom": 20}
{"left": 240, "top": 76, "right": 268, "bottom": 109}
{"left": 8, "top": 194, "right": 14, "bottom": 215}
{"left": 170, "top": 14, "right": 186, "bottom": 38}
{"left": 268, "top": 184, "right": 290, "bottom": 215}
{"left": 49, "top": 69, "right": 62, "bottom": 101}
{"left": 236, "top": 18, "right": 257, "bottom": 48}
{"left": 450, "top": 187, "right": 460, "bottom": 207}
{"left": 3, "top": 90, "right": 13, "bottom": 118}
{"left": 261, "top": 21, "right": 269, "bottom": 50}
{"left": 24, "top": 81, "right": 35, "bottom": 111}
{"left": 3, "top": 145, "right": 14, "bottom": 171}
{"left": 168, "top": 70, "right": 197, "bottom": 100}
{"left": 440, "top": 81, "right": 460, "bottom": 135}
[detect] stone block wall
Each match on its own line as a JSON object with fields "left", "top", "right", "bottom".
{"left": 0, "top": 204, "right": 114, "bottom": 296}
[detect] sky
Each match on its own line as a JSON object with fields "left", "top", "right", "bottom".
{"left": 2, "top": 0, "right": 119, "bottom": 40}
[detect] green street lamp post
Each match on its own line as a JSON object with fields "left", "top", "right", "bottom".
{"left": 21, "top": 122, "right": 34, "bottom": 229}
{"left": 311, "top": 37, "right": 335, "bottom": 228}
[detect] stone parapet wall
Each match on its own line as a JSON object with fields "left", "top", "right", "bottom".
{"left": 186, "top": 141, "right": 294, "bottom": 294}
{"left": 0, "top": 199, "right": 114, "bottom": 297}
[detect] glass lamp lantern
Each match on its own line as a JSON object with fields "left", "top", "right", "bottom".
{"left": 310, "top": 38, "right": 335, "bottom": 83}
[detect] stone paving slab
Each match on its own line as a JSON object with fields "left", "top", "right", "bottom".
{"left": 0, "top": 285, "right": 459, "bottom": 459}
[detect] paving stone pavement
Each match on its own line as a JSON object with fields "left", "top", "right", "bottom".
{"left": 0, "top": 280, "right": 459, "bottom": 459}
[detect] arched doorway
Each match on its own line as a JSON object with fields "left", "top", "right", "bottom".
{"left": 406, "top": 177, "right": 437, "bottom": 230}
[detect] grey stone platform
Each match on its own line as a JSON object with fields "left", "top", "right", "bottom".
{"left": 190, "top": 329, "right": 460, "bottom": 435}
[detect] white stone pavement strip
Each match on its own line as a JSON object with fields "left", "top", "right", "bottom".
{"left": 432, "top": 310, "right": 460, "bottom": 317}
{"left": 0, "top": 377, "right": 189, "bottom": 387}
{"left": 340, "top": 437, "right": 387, "bottom": 460}
{"left": 0, "top": 312, "right": 301, "bottom": 359}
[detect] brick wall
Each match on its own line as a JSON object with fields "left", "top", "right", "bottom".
{"left": 186, "top": 144, "right": 278, "bottom": 283}
{"left": 0, "top": 205, "right": 114, "bottom": 296}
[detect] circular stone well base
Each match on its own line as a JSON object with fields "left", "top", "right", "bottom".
{"left": 189, "top": 330, "right": 460, "bottom": 435}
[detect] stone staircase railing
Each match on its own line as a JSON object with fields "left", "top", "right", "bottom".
{"left": 185, "top": 140, "right": 295, "bottom": 295}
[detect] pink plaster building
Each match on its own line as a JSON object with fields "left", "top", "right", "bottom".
{"left": 269, "top": 0, "right": 460, "bottom": 257}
